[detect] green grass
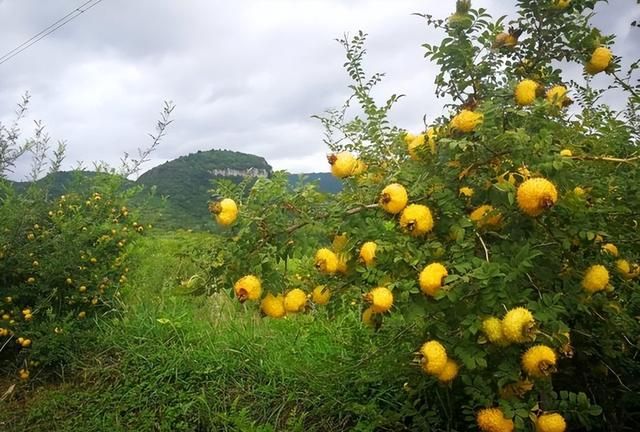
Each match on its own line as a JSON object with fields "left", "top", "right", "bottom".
{"left": 1, "top": 232, "right": 434, "bottom": 432}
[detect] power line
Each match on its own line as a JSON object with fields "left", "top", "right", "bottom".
{"left": 0, "top": 0, "right": 106, "bottom": 66}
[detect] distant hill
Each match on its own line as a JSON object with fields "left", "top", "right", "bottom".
{"left": 5, "top": 149, "right": 342, "bottom": 230}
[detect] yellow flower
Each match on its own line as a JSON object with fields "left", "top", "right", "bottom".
{"left": 315, "top": 248, "right": 339, "bottom": 274}
{"left": 450, "top": 109, "right": 483, "bottom": 133}
{"left": 476, "top": 407, "right": 514, "bottom": 432}
{"left": 419, "top": 263, "right": 448, "bottom": 297}
{"left": 459, "top": 186, "right": 474, "bottom": 197}
{"left": 365, "top": 287, "right": 393, "bottom": 313}
{"left": 522, "top": 345, "right": 557, "bottom": 378}
{"left": 379, "top": 183, "right": 408, "bottom": 214}
{"left": 601, "top": 243, "right": 618, "bottom": 257}
{"left": 546, "top": 85, "right": 569, "bottom": 107}
{"left": 233, "top": 275, "right": 262, "bottom": 302}
{"left": 502, "top": 307, "right": 535, "bottom": 343}
{"left": 535, "top": 413, "right": 567, "bottom": 432}
{"left": 284, "top": 288, "right": 307, "bottom": 313}
{"left": 420, "top": 340, "right": 448, "bottom": 376}
{"left": 359, "top": 241, "right": 377, "bottom": 267}
{"left": 328, "top": 152, "right": 360, "bottom": 178}
{"left": 559, "top": 149, "right": 572, "bottom": 157}
{"left": 482, "top": 317, "right": 507, "bottom": 345}
{"left": 515, "top": 79, "right": 539, "bottom": 106}
{"left": 470, "top": 204, "right": 503, "bottom": 228}
{"left": 210, "top": 198, "right": 238, "bottom": 226}
{"left": 516, "top": 178, "right": 558, "bottom": 217}
{"left": 311, "top": 285, "right": 331, "bottom": 305}
{"left": 436, "top": 359, "right": 459, "bottom": 383}
{"left": 399, "top": 204, "right": 434, "bottom": 236}
{"left": 261, "top": 293, "right": 286, "bottom": 318}
{"left": 586, "top": 47, "right": 612, "bottom": 74}
{"left": 582, "top": 265, "right": 609, "bottom": 293}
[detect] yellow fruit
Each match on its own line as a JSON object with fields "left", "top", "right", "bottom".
{"left": 582, "top": 265, "right": 609, "bottom": 293}
{"left": 616, "top": 259, "right": 639, "bottom": 280}
{"left": 516, "top": 178, "right": 558, "bottom": 217}
{"left": 477, "top": 408, "right": 514, "bottom": 432}
{"left": 552, "top": 0, "right": 571, "bottom": 9}
{"left": 436, "top": 359, "right": 459, "bottom": 382}
{"left": 399, "top": 204, "right": 434, "bottom": 236}
{"left": 315, "top": 248, "right": 339, "bottom": 274}
{"left": 482, "top": 317, "right": 506, "bottom": 344}
{"left": 419, "top": 263, "right": 448, "bottom": 296}
{"left": 459, "top": 186, "right": 474, "bottom": 197}
{"left": 546, "top": 85, "right": 569, "bottom": 107}
{"left": 406, "top": 133, "right": 425, "bottom": 160}
{"left": 379, "top": 183, "right": 408, "bottom": 214}
{"left": 470, "top": 205, "right": 502, "bottom": 228}
{"left": 328, "top": 152, "right": 358, "bottom": 178}
{"left": 332, "top": 233, "right": 348, "bottom": 252}
{"left": 22, "top": 308, "right": 31, "bottom": 316}
{"left": 359, "top": 241, "right": 377, "bottom": 267}
{"left": 365, "top": 287, "right": 393, "bottom": 313}
{"left": 79, "top": 286, "right": 87, "bottom": 293}
{"left": 522, "top": 345, "right": 557, "bottom": 378}
{"left": 601, "top": 243, "right": 618, "bottom": 257}
{"left": 502, "top": 307, "right": 535, "bottom": 343}
{"left": 499, "top": 379, "right": 534, "bottom": 399}
{"left": 535, "top": 413, "right": 567, "bottom": 432}
{"left": 210, "top": 198, "right": 238, "bottom": 226}
{"left": 420, "top": 340, "right": 448, "bottom": 375}
{"left": 494, "top": 32, "right": 518, "bottom": 49}
{"left": 78, "top": 311, "right": 86, "bottom": 319}
{"left": 559, "top": 149, "right": 572, "bottom": 157}
{"left": 362, "top": 306, "right": 376, "bottom": 327}
{"left": 260, "top": 293, "right": 286, "bottom": 318}
{"left": 573, "top": 186, "right": 586, "bottom": 197}
{"left": 233, "top": 275, "right": 262, "bottom": 302}
{"left": 336, "top": 254, "right": 348, "bottom": 274}
{"left": 312, "top": 285, "right": 331, "bottom": 305}
{"left": 586, "top": 47, "right": 612, "bottom": 74}
{"left": 515, "top": 79, "right": 539, "bottom": 105}
{"left": 450, "top": 109, "right": 483, "bottom": 133}
{"left": 19, "top": 369, "right": 30, "bottom": 380}
{"left": 284, "top": 289, "right": 307, "bottom": 313}
{"left": 21, "top": 338, "right": 31, "bottom": 348}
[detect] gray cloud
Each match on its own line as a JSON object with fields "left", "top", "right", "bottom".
{"left": 1, "top": 0, "right": 637, "bottom": 180}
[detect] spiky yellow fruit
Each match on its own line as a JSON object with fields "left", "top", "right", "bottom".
{"left": 450, "top": 109, "right": 483, "bottom": 133}
{"left": 616, "top": 259, "right": 639, "bottom": 280}
{"left": 407, "top": 128, "right": 437, "bottom": 160}
{"left": 365, "top": 287, "right": 393, "bottom": 313}
{"left": 459, "top": 186, "right": 474, "bottom": 197}
{"left": 284, "top": 288, "right": 307, "bottom": 313}
{"left": 582, "top": 265, "right": 609, "bottom": 293}
{"left": 470, "top": 204, "right": 502, "bottom": 228}
{"left": 336, "top": 254, "right": 348, "bottom": 274}
{"left": 419, "top": 263, "right": 448, "bottom": 297}
{"left": 559, "top": 149, "right": 572, "bottom": 157}
{"left": 311, "top": 285, "right": 331, "bottom": 305}
{"left": 601, "top": 243, "right": 618, "bottom": 257}
{"left": 586, "top": 47, "right": 612, "bottom": 74}
{"left": 476, "top": 407, "right": 514, "bottom": 432}
{"left": 546, "top": 85, "right": 569, "bottom": 107}
{"left": 482, "top": 317, "right": 507, "bottom": 345}
{"left": 552, "top": 0, "right": 571, "bottom": 9}
{"left": 516, "top": 178, "right": 558, "bottom": 217}
{"left": 210, "top": 198, "right": 238, "bottom": 226}
{"left": 420, "top": 340, "right": 448, "bottom": 375}
{"left": 260, "top": 293, "right": 286, "bottom": 318}
{"left": 379, "top": 183, "right": 408, "bottom": 214}
{"left": 522, "top": 345, "right": 557, "bottom": 378}
{"left": 315, "top": 248, "right": 339, "bottom": 274}
{"left": 436, "top": 359, "right": 459, "bottom": 383}
{"left": 359, "top": 241, "right": 377, "bottom": 267}
{"left": 515, "top": 79, "right": 539, "bottom": 105}
{"left": 494, "top": 32, "right": 518, "bottom": 49}
{"left": 535, "top": 413, "right": 567, "bottom": 432}
{"left": 328, "top": 152, "right": 359, "bottom": 178}
{"left": 234, "top": 275, "right": 262, "bottom": 302}
{"left": 502, "top": 307, "right": 535, "bottom": 343}
{"left": 399, "top": 204, "right": 434, "bottom": 236}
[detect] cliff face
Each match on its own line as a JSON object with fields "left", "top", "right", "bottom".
{"left": 208, "top": 167, "right": 270, "bottom": 177}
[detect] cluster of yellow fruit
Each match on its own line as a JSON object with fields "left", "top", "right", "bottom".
{"left": 514, "top": 80, "right": 571, "bottom": 108}
{"left": 379, "top": 183, "right": 434, "bottom": 236}
{"left": 404, "top": 129, "right": 436, "bottom": 160}
{"left": 477, "top": 407, "right": 567, "bottom": 432}
{"left": 419, "top": 340, "right": 459, "bottom": 383}
{"left": 209, "top": 198, "right": 238, "bottom": 226}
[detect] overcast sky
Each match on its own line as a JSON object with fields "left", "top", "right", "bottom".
{"left": 1, "top": 0, "right": 638, "bottom": 180}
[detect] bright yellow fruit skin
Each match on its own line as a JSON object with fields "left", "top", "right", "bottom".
{"left": 234, "top": 275, "right": 262, "bottom": 302}
{"left": 407, "top": 128, "right": 437, "bottom": 160}
{"left": 315, "top": 248, "right": 339, "bottom": 274}
{"left": 522, "top": 345, "right": 557, "bottom": 378}
{"left": 212, "top": 198, "right": 238, "bottom": 226}
{"left": 328, "top": 152, "right": 358, "bottom": 178}
{"left": 515, "top": 79, "right": 538, "bottom": 105}
{"left": 535, "top": 413, "right": 567, "bottom": 432}
{"left": 502, "top": 307, "right": 535, "bottom": 343}
{"left": 362, "top": 306, "right": 376, "bottom": 326}
{"left": 366, "top": 287, "right": 393, "bottom": 313}
{"left": 450, "top": 109, "right": 483, "bottom": 133}
{"left": 482, "top": 317, "right": 506, "bottom": 344}
{"left": 359, "top": 241, "right": 377, "bottom": 266}
{"left": 311, "top": 285, "right": 331, "bottom": 305}
{"left": 380, "top": 183, "right": 408, "bottom": 214}
{"left": 559, "top": 149, "right": 572, "bottom": 157}
{"left": 516, "top": 178, "right": 558, "bottom": 217}
{"left": 459, "top": 187, "right": 474, "bottom": 197}
{"left": 420, "top": 340, "right": 448, "bottom": 375}
{"left": 399, "top": 204, "right": 434, "bottom": 236}
{"left": 582, "top": 265, "right": 609, "bottom": 293}
{"left": 476, "top": 407, "right": 514, "bottom": 432}
{"left": 552, "top": 0, "right": 571, "bottom": 10}
{"left": 436, "top": 359, "right": 459, "bottom": 382}
{"left": 284, "top": 288, "right": 307, "bottom": 313}
{"left": 419, "top": 263, "right": 448, "bottom": 296}
{"left": 546, "top": 85, "right": 568, "bottom": 107}
{"left": 261, "top": 293, "right": 286, "bottom": 318}
{"left": 601, "top": 243, "right": 618, "bottom": 257}
{"left": 470, "top": 204, "right": 502, "bottom": 228}
{"left": 586, "top": 47, "right": 612, "bottom": 74}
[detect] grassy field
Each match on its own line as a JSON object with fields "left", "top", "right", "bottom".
{"left": 1, "top": 232, "right": 435, "bottom": 432}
